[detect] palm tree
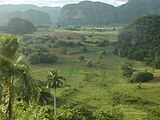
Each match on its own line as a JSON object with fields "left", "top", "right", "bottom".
{"left": 0, "top": 35, "right": 37, "bottom": 120}
{"left": 47, "top": 70, "right": 65, "bottom": 116}
{"left": 14, "top": 58, "right": 39, "bottom": 105}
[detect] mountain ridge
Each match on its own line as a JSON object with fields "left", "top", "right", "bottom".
{"left": 0, "top": 4, "right": 61, "bottom": 24}
{"left": 58, "top": 0, "right": 160, "bottom": 25}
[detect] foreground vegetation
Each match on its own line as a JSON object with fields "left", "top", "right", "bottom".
{"left": 0, "top": 17, "right": 160, "bottom": 120}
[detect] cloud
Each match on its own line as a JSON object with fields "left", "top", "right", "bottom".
{"left": 0, "top": 0, "right": 128, "bottom": 7}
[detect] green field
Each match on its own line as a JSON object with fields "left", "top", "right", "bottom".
{"left": 28, "top": 27, "right": 160, "bottom": 119}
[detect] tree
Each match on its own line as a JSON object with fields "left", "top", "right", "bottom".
{"left": 47, "top": 70, "right": 65, "bottom": 116}
{"left": 0, "top": 35, "right": 37, "bottom": 120}
{"left": 153, "top": 56, "right": 160, "bottom": 69}
{"left": 83, "top": 46, "right": 88, "bottom": 53}
{"left": 6, "top": 17, "right": 36, "bottom": 35}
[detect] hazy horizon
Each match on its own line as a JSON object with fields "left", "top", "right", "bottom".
{"left": 0, "top": 0, "right": 128, "bottom": 7}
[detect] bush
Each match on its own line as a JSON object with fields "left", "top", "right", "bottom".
{"left": 55, "top": 40, "right": 68, "bottom": 47}
{"left": 130, "top": 72, "right": 153, "bottom": 83}
{"left": 39, "top": 53, "right": 57, "bottom": 63}
{"left": 56, "top": 106, "right": 95, "bottom": 120}
{"left": 95, "top": 110, "right": 123, "bottom": 120}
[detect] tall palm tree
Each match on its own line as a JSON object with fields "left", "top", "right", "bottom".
{"left": 47, "top": 70, "right": 65, "bottom": 116}
{"left": 0, "top": 35, "right": 37, "bottom": 120}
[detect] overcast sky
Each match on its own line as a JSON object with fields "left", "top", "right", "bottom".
{"left": 0, "top": 0, "right": 128, "bottom": 7}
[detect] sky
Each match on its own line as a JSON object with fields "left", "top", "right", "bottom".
{"left": 0, "top": 0, "right": 128, "bottom": 7}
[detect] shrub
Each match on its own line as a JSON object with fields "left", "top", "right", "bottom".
{"left": 56, "top": 106, "right": 95, "bottom": 120}
{"left": 130, "top": 72, "right": 153, "bottom": 83}
{"left": 39, "top": 53, "right": 57, "bottom": 63}
{"left": 30, "top": 53, "right": 57, "bottom": 64}
{"left": 95, "top": 110, "right": 123, "bottom": 120}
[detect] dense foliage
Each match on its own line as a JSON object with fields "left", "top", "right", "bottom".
{"left": 0, "top": 35, "right": 38, "bottom": 120}
{"left": 114, "top": 15, "right": 160, "bottom": 65}
{"left": 130, "top": 72, "right": 153, "bottom": 83}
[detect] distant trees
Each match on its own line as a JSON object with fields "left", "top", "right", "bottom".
{"left": 30, "top": 53, "right": 57, "bottom": 64}
{"left": 6, "top": 17, "right": 36, "bottom": 34}
{"left": 25, "top": 46, "right": 57, "bottom": 64}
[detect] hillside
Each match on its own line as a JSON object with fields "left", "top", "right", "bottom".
{"left": 117, "top": 0, "right": 160, "bottom": 23}
{"left": 0, "top": 4, "right": 61, "bottom": 24}
{"left": 58, "top": 0, "right": 160, "bottom": 25}
{"left": 58, "top": 1, "right": 116, "bottom": 25}
{"left": 114, "top": 15, "right": 160, "bottom": 64}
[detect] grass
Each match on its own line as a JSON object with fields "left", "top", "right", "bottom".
{"left": 28, "top": 27, "right": 160, "bottom": 119}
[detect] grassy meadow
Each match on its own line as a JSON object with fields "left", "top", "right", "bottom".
{"left": 23, "top": 26, "right": 160, "bottom": 120}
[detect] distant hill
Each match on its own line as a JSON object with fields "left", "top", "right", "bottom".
{"left": 58, "top": 1, "right": 116, "bottom": 25}
{"left": 0, "top": 4, "right": 61, "bottom": 24}
{"left": 0, "top": 9, "right": 52, "bottom": 26}
{"left": 58, "top": 0, "right": 160, "bottom": 25}
{"left": 117, "top": 0, "right": 160, "bottom": 23}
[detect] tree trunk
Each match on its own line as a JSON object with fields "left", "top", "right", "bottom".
{"left": 54, "top": 89, "right": 57, "bottom": 116}
{"left": 3, "top": 79, "right": 14, "bottom": 120}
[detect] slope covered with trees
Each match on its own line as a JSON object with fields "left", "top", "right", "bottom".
{"left": 114, "top": 15, "right": 160, "bottom": 66}
{"left": 5, "top": 17, "right": 36, "bottom": 34}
